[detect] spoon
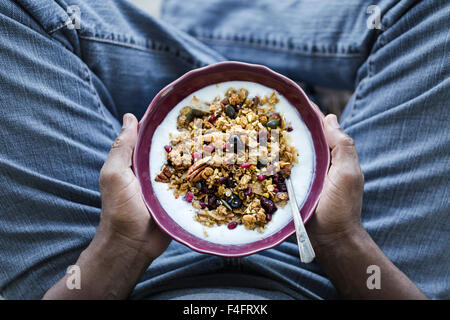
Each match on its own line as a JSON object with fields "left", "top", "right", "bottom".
{"left": 286, "top": 178, "right": 316, "bottom": 263}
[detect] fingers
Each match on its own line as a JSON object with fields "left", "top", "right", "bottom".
{"left": 103, "top": 113, "right": 138, "bottom": 172}
{"left": 323, "top": 114, "right": 363, "bottom": 185}
{"left": 323, "top": 114, "right": 352, "bottom": 149}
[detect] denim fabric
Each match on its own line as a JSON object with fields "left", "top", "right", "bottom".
{"left": 0, "top": 0, "right": 448, "bottom": 299}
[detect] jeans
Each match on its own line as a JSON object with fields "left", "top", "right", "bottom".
{"left": 0, "top": 0, "right": 448, "bottom": 299}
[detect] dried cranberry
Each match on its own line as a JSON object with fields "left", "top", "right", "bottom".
{"left": 241, "top": 162, "right": 251, "bottom": 169}
{"left": 257, "top": 174, "right": 265, "bottom": 181}
{"left": 265, "top": 214, "right": 272, "bottom": 221}
{"left": 208, "top": 114, "right": 217, "bottom": 123}
{"left": 204, "top": 145, "right": 215, "bottom": 153}
{"left": 184, "top": 192, "right": 194, "bottom": 203}
{"left": 273, "top": 173, "right": 285, "bottom": 184}
{"left": 200, "top": 182, "right": 208, "bottom": 193}
{"left": 207, "top": 195, "right": 219, "bottom": 210}
{"left": 260, "top": 196, "right": 277, "bottom": 214}
{"left": 287, "top": 126, "right": 293, "bottom": 132}
{"left": 227, "top": 221, "right": 238, "bottom": 230}
{"left": 227, "top": 179, "right": 237, "bottom": 188}
{"left": 273, "top": 187, "right": 279, "bottom": 194}
{"left": 218, "top": 177, "right": 229, "bottom": 185}
{"left": 199, "top": 201, "right": 206, "bottom": 209}
{"left": 273, "top": 174, "right": 279, "bottom": 184}
{"left": 277, "top": 182, "right": 287, "bottom": 192}
{"left": 200, "top": 182, "right": 215, "bottom": 195}
{"left": 164, "top": 145, "right": 172, "bottom": 153}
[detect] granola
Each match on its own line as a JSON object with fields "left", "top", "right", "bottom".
{"left": 155, "top": 87, "right": 298, "bottom": 232}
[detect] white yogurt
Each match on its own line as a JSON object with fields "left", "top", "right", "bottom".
{"left": 150, "top": 81, "right": 315, "bottom": 245}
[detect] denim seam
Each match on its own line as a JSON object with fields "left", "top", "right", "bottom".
{"left": 78, "top": 34, "right": 204, "bottom": 68}
{"left": 84, "top": 66, "right": 117, "bottom": 134}
{"left": 48, "top": 14, "right": 206, "bottom": 69}
{"left": 47, "top": 27, "right": 200, "bottom": 131}
{"left": 48, "top": 21, "right": 69, "bottom": 34}
{"left": 42, "top": 26, "right": 117, "bottom": 135}
{"left": 192, "top": 34, "right": 364, "bottom": 58}
{"left": 348, "top": 77, "right": 367, "bottom": 121}
{"left": 350, "top": 32, "right": 388, "bottom": 120}
{"left": 346, "top": 12, "right": 389, "bottom": 122}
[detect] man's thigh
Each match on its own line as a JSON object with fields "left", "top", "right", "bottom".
{"left": 0, "top": 0, "right": 223, "bottom": 299}
{"left": 339, "top": 0, "right": 450, "bottom": 298}
{"left": 0, "top": 1, "right": 123, "bottom": 299}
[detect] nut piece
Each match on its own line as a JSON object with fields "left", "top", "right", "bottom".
{"left": 186, "top": 156, "right": 211, "bottom": 182}
{"left": 280, "top": 164, "right": 292, "bottom": 178}
{"left": 242, "top": 214, "right": 256, "bottom": 224}
{"left": 276, "top": 192, "right": 289, "bottom": 201}
{"left": 201, "top": 167, "right": 214, "bottom": 180}
{"left": 238, "top": 88, "right": 248, "bottom": 101}
{"left": 155, "top": 165, "right": 173, "bottom": 183}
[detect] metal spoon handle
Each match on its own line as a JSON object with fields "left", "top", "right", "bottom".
{"left": 286, "top": 178, "right": 315, "bottom": 263}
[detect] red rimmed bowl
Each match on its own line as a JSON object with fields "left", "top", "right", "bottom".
{"left": 133, "top": 61, "right": 329, "bottom": 257}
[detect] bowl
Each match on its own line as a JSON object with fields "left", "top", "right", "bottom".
{"left": 133, "top": 61, "right": 329, "bottom": 257}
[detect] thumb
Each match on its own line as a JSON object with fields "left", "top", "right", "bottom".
{"left": 104, "top": 113, "right": 138, "bottom": 171}
{"left": 324, "top": 114, "right": 363, "bottom": 185}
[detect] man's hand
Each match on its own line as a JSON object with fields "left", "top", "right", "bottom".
{"left": 308, "top": 114, "right": 365, "bottom": 249}
{"left": 98, "top": 113, "right": 170, "bottom": 261}
{"left": 305, "top": 111, "right": 426, "bottom": 299}
{"left": 44, "top": 114, "right": 170, "bottom": 299}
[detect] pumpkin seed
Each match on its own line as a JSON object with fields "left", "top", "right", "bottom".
{"left": 225, "top": 104, "right": 237, "bottom": 119}
{"left": 266, "top": 119, "right": 280, "bottom": 128}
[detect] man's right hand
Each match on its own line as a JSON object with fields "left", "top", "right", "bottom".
{"left": 306, "top": 112, "right": 426, "bottom": 299}
{"left": 308, "top": 114, "right": 366, "bottom": 249}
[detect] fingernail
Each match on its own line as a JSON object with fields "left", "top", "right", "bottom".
{"left": 123, "top": 114, "right": 132, "bottom": 129}
{"left": 327, "top": 114, "right": 340, "bottom": 129}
